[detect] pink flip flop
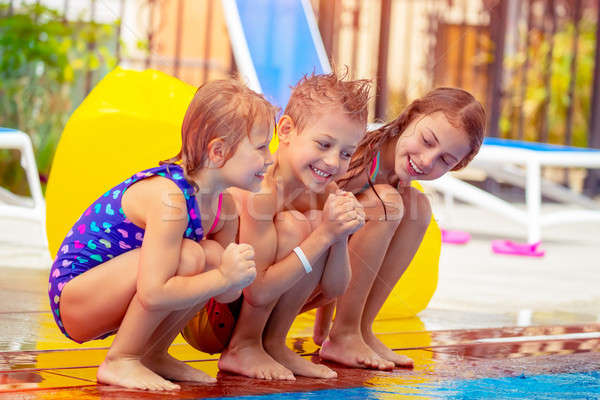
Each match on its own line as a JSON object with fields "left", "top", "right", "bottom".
{"left": 491, "top": 240, "right": 545, "bottom": 257}
{"left": 441, "top": 229, "right": 471, "bottom": 244}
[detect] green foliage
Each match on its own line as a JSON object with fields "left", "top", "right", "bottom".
{"left": 500, "top": 17, "right": 596, "bottom": 147}
{"left": 0, "top": 2, "right": 119, "bottom": 195}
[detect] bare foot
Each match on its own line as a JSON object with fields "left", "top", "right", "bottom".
{"left": 319, "top": 333, "right": 394, "bottom": 370}
{"left": 219, "top": 344, "right": 295, "bottom": 380}
{"left": 143, "top": 352, "right": 217, "bottom": 383}
{"left": 97, "top": 356, "right": 180, "bottom": 391}
{"left": 363, "top": 331, "right": 414, "bottom": 368}
{"left": 264, "top": 339, "right": 336, "bottom": 379}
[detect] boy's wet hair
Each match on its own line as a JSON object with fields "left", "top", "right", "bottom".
{"left": 162, "top": 79, "right": 279, "bottom": 178}
{"left": 284, "top": 70, "right": 371, "bottom": 132}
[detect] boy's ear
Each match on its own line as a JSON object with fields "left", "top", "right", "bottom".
{"left": 207, "top": 138, "right": 228, "bottom": 167}
{"left": 276, "top": 115, "right": 296, "bottom": 145}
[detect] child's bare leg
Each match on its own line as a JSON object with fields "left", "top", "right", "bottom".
{"left": 219, "top": 298, "right": 293, "bottom": 380}
{"left": 313, "top": 301, "right": 335, "bottom": 346}
{"left": 141, "top": 304, "right": 216, "bottom": 383}
{"left": 60, "top": 239, "right": 212, "bottom": 390}
{"left": 262, "top": 211, "right": 336, "bottom": 378}
{"left": 299, "top": 290, "right": 336, "bottom": 345}
{"left": 60, "top": 250, "right": 175, "bottom": 390}
{"left": 360, "top": 187, "right": 430, "bottom": 368}
{"left": 218, "top": 211, "right": 310, "bottom": 380}
{"left": 97, "top": 294, "right": 179, "bottom": 390}
{"left": 320, "top": 185, "right": 401, "bottom": 370}
{"left": 142, "top": 240, "right": 226, "bottom": 383}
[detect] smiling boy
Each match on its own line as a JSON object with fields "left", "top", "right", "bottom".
{"left": 216, "top": 73, "right": 371, "bottom": 379}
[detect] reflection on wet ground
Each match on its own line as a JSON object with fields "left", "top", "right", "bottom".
{"left": 1, "top": 267, "right": 599, "bottom": 398}
{"left": 1, "top": 338, "right": 599, "bottom": 399}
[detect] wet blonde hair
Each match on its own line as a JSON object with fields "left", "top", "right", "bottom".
{"left": 284, "top": 71, "right": 371, "bottom": 133}
{"left": 162, "top": 79, "right": 279, "bottom": 177}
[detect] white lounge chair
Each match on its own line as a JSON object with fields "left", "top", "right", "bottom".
{"left": 0, "top": 127, "right": 46, "bottom": 227}
{"left": 423, "top": 138, "right": 600, "bottom": 243}
{"left": 222, "top": 0, "right": 600, "bottom": 244}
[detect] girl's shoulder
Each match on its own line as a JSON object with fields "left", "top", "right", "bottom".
{"left": 123, "top": 164, "right": 189, "bottom": 201}
{"left": 120, "top": 166, "right": 190, "bottom": 230}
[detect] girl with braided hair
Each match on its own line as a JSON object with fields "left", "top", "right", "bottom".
{"left": 316, "top": 87, "right": 486, "bottom": 370}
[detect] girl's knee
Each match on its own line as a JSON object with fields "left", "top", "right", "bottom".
{"left": 400, "top": 187, "right": 432, "bottom": 230}
{"left": 361, "top": 184, "right": 404, "bottom": 226}
{"left": 303, "top": 209, "right": 322, "bottom": 231}
{"left": 198, "top": 239, "right": 224, "bottom": 270}
{"left": 177, "top": 239, "right": 207, "bottom": 276}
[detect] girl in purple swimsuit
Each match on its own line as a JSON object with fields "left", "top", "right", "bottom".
{"left": 48, "top": 79, "right": 278, "bottom": 391}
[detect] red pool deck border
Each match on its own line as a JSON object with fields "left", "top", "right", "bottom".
{"left": 1, "top": 323, "right": 599, "bottom": 399}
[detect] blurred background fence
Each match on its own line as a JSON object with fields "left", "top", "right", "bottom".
{"left": 1, "top": 0, "right": 600, "bottom": 196}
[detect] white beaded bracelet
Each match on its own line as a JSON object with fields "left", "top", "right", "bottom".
{"left": 292, "top": 246, "right": 312, "bottom": 274}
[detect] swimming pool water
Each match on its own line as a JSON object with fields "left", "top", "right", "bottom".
{"left": 212, "top": 371, "right": 600, "bottom": 399}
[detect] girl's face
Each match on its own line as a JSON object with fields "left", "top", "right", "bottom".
{"left": 287, "top": 111, "right": 364, "bottom": 193}
{"left": 221, "top": 123, "right": 274, "bottom": 192}
{"left": 392, "top": 111, "right": 471, "bottom": 183}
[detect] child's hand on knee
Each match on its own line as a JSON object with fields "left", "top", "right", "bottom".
{"left": 218, "top": 243, "right": 257, "bottom": 289}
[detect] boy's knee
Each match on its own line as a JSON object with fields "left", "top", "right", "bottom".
{"left": 303, "top": 209, "right": 322, "bottom": 231}
{"left": 275, "top": 210, "right": 312, "bottom": 246}
{"left": 178, "top": 239, "right": 207, "bottom": 276}
{"left": 401, "top": 187, "right": 432, "bottom": 230}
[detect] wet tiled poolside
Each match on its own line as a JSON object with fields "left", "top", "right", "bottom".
{"left": 0, "top": 267, "right": 599, "bottom": 398}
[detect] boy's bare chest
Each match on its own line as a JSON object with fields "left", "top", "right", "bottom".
{"left": 287, "top": 191, "right": 325, "bottom": 214}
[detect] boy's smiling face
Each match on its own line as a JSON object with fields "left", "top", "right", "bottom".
{"left": 280, "top": 109, "right": 365, "bottom": 193}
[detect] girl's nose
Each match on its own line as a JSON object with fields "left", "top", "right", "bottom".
{"left": 420, "top": 151, "right": 436, "bottom": 174}
{"left": 324, "top": 152, "right": 339, "bottom": 171}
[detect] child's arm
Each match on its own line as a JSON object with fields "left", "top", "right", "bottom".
{"left": 313, "top": 301, "right": 335, "bottom": 345}
{"left": 134, "top": 179, "right": 254, "bottom": 311}
{"left": 319, "top": 192, "right": 364, "bottom": 298}
{"left": 319, "top": 238, "right": 352, "bottom": 299}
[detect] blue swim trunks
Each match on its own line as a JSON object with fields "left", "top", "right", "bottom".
{"left": 48, "top": 163, "right": 204, "bottom": 342}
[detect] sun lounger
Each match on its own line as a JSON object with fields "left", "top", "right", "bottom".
{"left": 0, "top": 128, "right": 46, "bottom": 229}
{"left": 424, "top": 138, "right": 600, "bottom": 243}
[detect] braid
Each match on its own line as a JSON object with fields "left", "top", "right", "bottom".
{"left": 338, "top": 105, "right": 419, "bottom": 189}
{"left": 337, "top": 106, "right": 419, "bottom": 221}
{"left": 337, "top": 87, "right": 486, "bottom": 220}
